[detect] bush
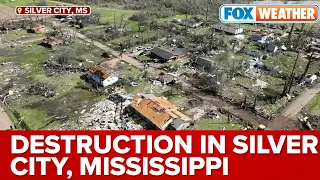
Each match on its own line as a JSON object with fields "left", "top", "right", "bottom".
{"left": 101, "top": 52, "right": 110, "bottom": 58}
{"left": 27, "top": 82, "right": 56, "bottom": 98}
{"left": 75, "top": 80, "right": 92, "bottom": 91}
{"left": 53, "top": 47, "right": 76, "bottom": 66}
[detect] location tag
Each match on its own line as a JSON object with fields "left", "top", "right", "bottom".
{"left": 17, "top": 7, "right": 22, "bottom": 14}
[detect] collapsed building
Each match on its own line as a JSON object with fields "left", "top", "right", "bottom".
{"left": 27, "top": 24, "right": 48, "bottom": 34}
{"left": 191, "top": 56, "right": 216, "bottom": 73}
{"left": 128, "top": 93, "right": 191, "bottom": 130}
{"left": 40, "top": 38, "right": 64, "bottom": 48}
{"left": 79, "top": 96, "right": 144, "bottom": 130}
{"left": 87, "top": 65, "right": 119, "bottom": 87}
{"left": 149, "top": 47, "right": 187, "bottom": 62}
{"left": 310, "top": 43, "right": 320, "bottom": 54}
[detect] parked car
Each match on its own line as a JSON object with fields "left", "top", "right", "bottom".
{"left": 136, "top": 46, "right": 145, "bottom": 51}
{"left": 146, "top": 47, "right": 153, "bottom": 51}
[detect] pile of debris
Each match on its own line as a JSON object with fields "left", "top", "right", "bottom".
{"left": 79, "top": 95, "right": 143, "bottom": 130}
{"left": 27, "top": 82, "right": 56, "bottom": 98}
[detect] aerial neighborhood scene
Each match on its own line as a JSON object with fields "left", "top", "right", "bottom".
{"left": 1, "top": 0, "right": 320, "bottom": 131}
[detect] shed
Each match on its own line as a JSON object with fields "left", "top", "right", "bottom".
{"left": 192, "top": 56, "right": 215, "bottom": 73}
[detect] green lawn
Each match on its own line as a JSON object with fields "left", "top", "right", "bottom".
{"left": 1, "top": 30, "right": 45, "bottom": 43}
{"left": 0, "top": 42, "right": 48, "bottom": 80}
{"left": 2, "top": 0, "right": 56, "bottom": 6}
{"left": 2, "top": 0, "right": 37, "bottom": 6}
{"left": 262, "top": 53, "right": 306, "bottom": 74}
{"left": 93, "top": 7, "right": 137, "bottom": 24}
{"left": 16, "top": 107, "right": 49, "bottom": 130}
{"left": 306, "top": 93, "right": 320, "bottom": 116}
{"left": 193, "top": 116, "right": 241, "bottom": 130}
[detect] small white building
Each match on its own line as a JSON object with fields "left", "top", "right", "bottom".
{"left": 213, "top": 23, "right": 243, "bottom": 35}
{"left": 88, "top": 65, "right": 118, "bottom": 87}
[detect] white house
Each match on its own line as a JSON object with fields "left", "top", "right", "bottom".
{"left": 213, "top": 23, "right": 243, "bottom": 35}
{"left": 88, "top": 65, "right": 118, "bottom": 87}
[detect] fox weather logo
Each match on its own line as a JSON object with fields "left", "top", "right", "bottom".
{"left": 220, "top": 5, "right": 257, "bottom": 23}
{"left": 220, "top": 4, "right": 319, "bottom": 23}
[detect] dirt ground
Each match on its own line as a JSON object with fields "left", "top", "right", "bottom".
{"left": 0, "top": 4, "right": 18, "bottom": 21}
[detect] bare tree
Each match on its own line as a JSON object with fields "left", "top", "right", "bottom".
{"left": 282, "top": 51, "right": 300, "bottom": 96}
{"left": 205, "top": 0, "right": 211, "bottom": 21}
{"left": 299, "top": 53, "right": 320, "bottom": 83}
{"left": 287, "top": 23, "right": 295, "bottom": 45}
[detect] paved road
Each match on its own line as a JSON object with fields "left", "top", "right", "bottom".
{"left": 281, "top": 85, "right": 320, "bottom": 118}
{"left": 0, "top": 106, "right": 13, "bottom": 130}
{"left": 268, "top": 84, "right": 320, "bottom": 129}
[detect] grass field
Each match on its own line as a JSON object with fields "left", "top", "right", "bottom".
{"left": 93, "top": 7, "right": 137, "bottom": 24}
{"left": 193, "top": 116, "right": 242, "bottom": 130}
{"left": 306, "top": 93, "right": 320, "bottom": 116}
{"left": 2, "top": 0, "right": 56, "bottom": 6}
{"left": 1, "top": 30, "right": 45, "bottom": 44}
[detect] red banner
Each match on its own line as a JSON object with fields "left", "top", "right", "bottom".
{"left": 15, "top": 6, "right": 91, "bottom": 15}
{"left": 1, "top": 131, "right": 319, "bottom": 179}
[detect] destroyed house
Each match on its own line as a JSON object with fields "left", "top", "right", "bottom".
{"left": 192, "top": 56, "right": 215, "bottom": 73}
{"left": 87, "top": 65, "right": 119, "bottom": 87}
{"left": 252, "top": 34, "right": 268, "bottom": 42}
{"left": 310, "top": 44, "right": 320, "bottom": 53}
{"left": 28, "top": 25, "right": 48, "bottom": 34}
{"left": 212, "top": 23, "right": 243, "bottom": 35}
{"left": 41, "top": 38, "right": 63, "bottom": 48}
{"left": 150, "top": 47, "right": 186, "bottom": 62}
{"left": 130, "top": 94, "right": 191, "bottom": 130}
{"left": 241, "top": 49, "right": 263, "bottom": 59}
{"left": 266, "top": 43, "right": 278, "bottom": 54}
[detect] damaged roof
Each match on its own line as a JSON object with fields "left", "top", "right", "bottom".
{"left": 130, "top": 93, "right": 190, "bottom": 129}
{"left": 88, "top": 65, "right": 111, "bottom": 79}
{"left": 151, "top": 47, "right": 176, "bottom": 60}
{"left": 150, "top": 47, "right": 186, "bottom": 61}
